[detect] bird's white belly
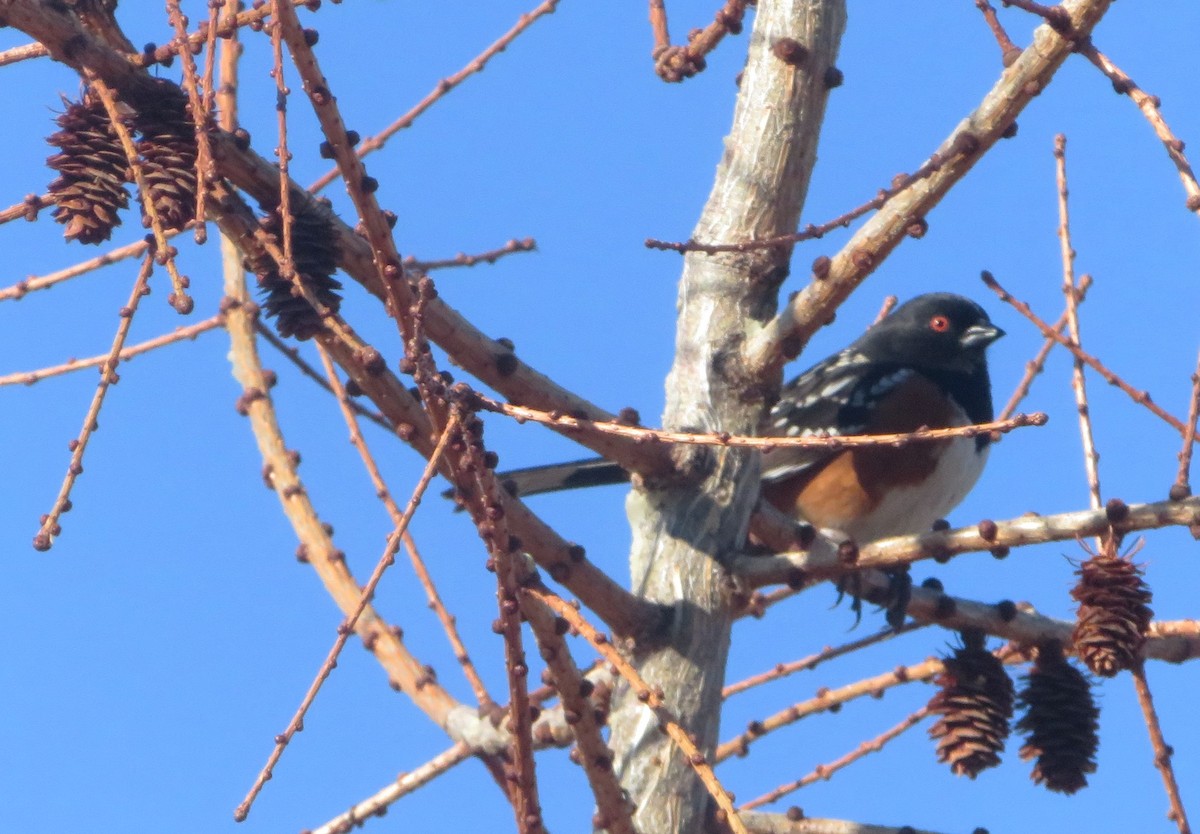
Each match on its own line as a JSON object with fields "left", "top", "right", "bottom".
{"left": 843, "top": 436, "right": 988, "bottom": 544}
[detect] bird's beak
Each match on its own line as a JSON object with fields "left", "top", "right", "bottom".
{"left": 960, "top": 323, "right": 1005, "bottom": 349}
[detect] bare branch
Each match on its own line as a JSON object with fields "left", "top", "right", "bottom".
{"left": 0, "top": 314, "right": 222, "bottom": 387}
{"left": 974, "top": 0, "right": 1022, "bottom": 66}
{"left": 32, "top": 254, "right": 155, "bottom": 551}
{"left": 723, "top": 624, "right": 926, "bottom": 699}
{"left": 996, "top": 273, "right": 1093, "bottom": 422}
{"left": 739, "top": 707, "right": 930, "bottom": 810}
{"left": 0, "top": 235, "right": 168, "bottom": 303}
{"left": 1173, "top": 350, "right": 1200, "bottom": 501}
{"left": 746, "top": 0, "right": 1114, "bottom": 376}
{"left": 472, "top": 390, "right": 1046, "bottom": 451}
{"left": 738, "top": 495, "right": 1200, "bottom": 588}
{"left": 983, "top": 271, "right": 1197, "bottom": 441}
{"left": 404, "top": 238, "right": 537, "bottom": 272}
{"left": 1077, "top": 42, "right": 1200, "bottom": 218}
{"left": 308, "top": 743, "right": 474, "bottom": 834}
{"left": 1131, "top": 664, "right": 1193, "bottom": 834}
{"left": 86, "top": 76, "right": 193, "bottom": 313}
{"left": 1055, "top": 134, "right": 1102, "bottom": 512}
{"left": 308, "top": 1, "right": 560, "bottom": 193}
{"left": 233, "top": 410, "right": 462, "bottom": 821}
{"left": 527, "top": 583, "right": 750, "bottom": 834}
{"left": 741, "top": 812, "right": 956, "bottom": 834}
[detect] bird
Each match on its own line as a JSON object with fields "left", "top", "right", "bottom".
{"left": 485, "top": 293, "right": 1004, "bottom": 547}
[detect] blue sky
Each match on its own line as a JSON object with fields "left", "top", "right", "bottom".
{"left": 2, "top": 2, "right": 1198, "bottom": 833}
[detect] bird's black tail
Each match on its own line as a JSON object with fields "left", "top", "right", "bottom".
{"left": 444, "top": 457, "right": 630, "bottom": 502}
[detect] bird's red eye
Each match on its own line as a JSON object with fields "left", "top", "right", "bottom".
{"left": 929, "top": 315, "right": 950, "bottom": 333}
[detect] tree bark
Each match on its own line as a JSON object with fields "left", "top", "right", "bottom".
{"left": 607, "top": 2, "right": 847, "bottom": 832}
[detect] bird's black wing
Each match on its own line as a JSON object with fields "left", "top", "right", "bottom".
{"left": 761, "top": 349, "right": 914, "bottom": 483}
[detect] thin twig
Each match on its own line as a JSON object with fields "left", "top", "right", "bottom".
{"left": 269, "top": 0, "right": 294, "bottom": 273}
{"left": 308, "top": 743, "right": 474, "bottom": 834}
{"left": 86, "top": 76, "right": 193, "bottom": 314}
{"left": 1131, "top": 663, "right": 1193, "bottom": 834}
{"left": 473, "top": 391, "right": 1046, "bottom": 450}
{"left": 868, "top": 295, "right": 898, "bottom": 329}
{"left": 975, "top": 0, "right": 1022, "bottom": 66}
{"left": 167, "top": 0, "right": 212, "bottom": 244}
{"left": 0, "top": 315, "right": 222, "bottom": 387}
{"left": 217, "top": 36, "right": 462, "bottom": 819}
{"left": 136, "top": 0, "right": 309, "bottom": 68}
{"left": 646, "top": 156, "right": 945, "bottom": 255}
{"left": 1002, "top": 0, "right": 1074, "bottom": 31}
{"left": 233, "top": 413, "right": 461, "bottom": 821}
{"left": 648, "top": 0, "right": 670, "bottom": 53}
{"left": 723, "top": 623, "right": 925, "bottom": 699}
{"left": 0, "top": 40, "right": 47, "bottom": 66}
{"left": 0, "top": 192, "right": 52, "bottom": 225}
{"left": 32, "top": 255, "right": 155, "bottom": 551}
{"left": 401, "top": 532, "right": 494, "bottom": 707}
{"left": 1173, "top": 350, "right": 1200, "bottom": 500}
{"left": 1055, "top": 135, "right": 1102, "bottom": 512}
{"left": 745, "top": 0, "right": 1114, "bottom": 376}
{"left": 0, "top": 235, "right": 171, "bottom": 303}
{"left": 997, "top": 273, "right": 1093, "bottom": 421}
{"left": 717, "top": 656, "right": 948, "bottom": 763}
{"left": 526, "top": 584, "right": 750, "bottom": 834}
{"left": 404, "top": 238, "right": 537, "bottom": 272}
{"left": 739, "top": 707, "right": 930, "bottom": 810}
{"left": 651, "top": 0, "right": 749, "bottom": 83}
{"left": 307, "top": 0, "right": 561, "bottom": 193}
{"left": 519, "top": 592, "right": 635, "bottom": 834}
{"left": 317, "top": 335, "right": 493, "bottom": 707}
{"left": 983, "top": 271, "right": 1197, "bottom": 442}
{"left": 252, "top": 322, "right": 391, "bottom": 430}
{"left": 1078, "top": 42, "right": 1200, "bottom": 217}
{"left": 742, "top": 493, "right": 1200, "bottom": 587}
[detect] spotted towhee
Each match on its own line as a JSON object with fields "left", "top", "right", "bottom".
{"left": 489, "top": 293, "right": 1004, "bottom": 545}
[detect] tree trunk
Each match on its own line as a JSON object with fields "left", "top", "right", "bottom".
{"left": 607, "top": 2, "right": 847, "bottom": 832}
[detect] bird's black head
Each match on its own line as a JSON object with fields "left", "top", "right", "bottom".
{"left": 855, "top": 292, "right": 1004, "bottom": 375}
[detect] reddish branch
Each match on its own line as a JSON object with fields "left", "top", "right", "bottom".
{"left": 0, "top": 315, "right": 222, "bottom": 387}
{"left": 739, "top": 707, "right": 930, "bottom": 810}
{"left": 253, "top": 322, "right": 391, "bottom": 431}
{"left": 87, "top": 76, "right": 193, "bottom": 313}
{"left": 234, "top": 414, "right": 461, "bottom": 821}
{"left": 723, "top": 624, "right": 924, "bottom": 698}
{"left": 401, "top": 532, "right": 494, "bottom": 707}
{"left": 0, "top": 192, "right": 52, "bottom": 225}
{"left": 0, "top": 40, "right": 48, "bottom": 66}
{"left": 1174, "top": 351, "right": 1200, "bottom": 500}
{"left": 404, "top": 238, "right": 537, "bottom": 272}
{"left": 32, "top": 254, "right": 155, "bottom": 551}
{"left": 996, "top": 273, "right": 1092, "bottom": 422}
{"left": 308, "top": 1, "right": 560, "bottom": 193}
{"left": 651, "top": 0, "right": 750, "bottom": 83}
{"left": 745, "top": 0, "right": 1115, "bottom": 377}
{"left": 166, "top": 0, "right": 212, "bottom": 243}
{"left": 645, "top": 152, "right": 946, "bottom": 254}
{"left": 0, "top": 235, "right": 170, "bottom": 302}
{"left": 1077, "top": 42, "right": 1200, "bottom": 217}
{"left": 1055, "top": 134, "right": 1102, "bottom": 512}
{"left": 715, "top": 654, "right": 970, "bottom": 763}
{"left": 526, "top": 584, "right": 749, "bottom": 834}
{"left": 983, "top": 272, "right": 1198, "bottom": 443}
{"left": 975, "top": 0, "right": 1022, "bottom": 66}
{"left": 1131, "top": 664, "right": 1193, "bottom": 834}
{"left": 472, "top": 391, "right": 1046, "bottom": 450}
{"left": 740, "top": 494, "right": 1200, "bottom": 590}
{"left": 519, "top": 591, "right": 635, "bottom": 834}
